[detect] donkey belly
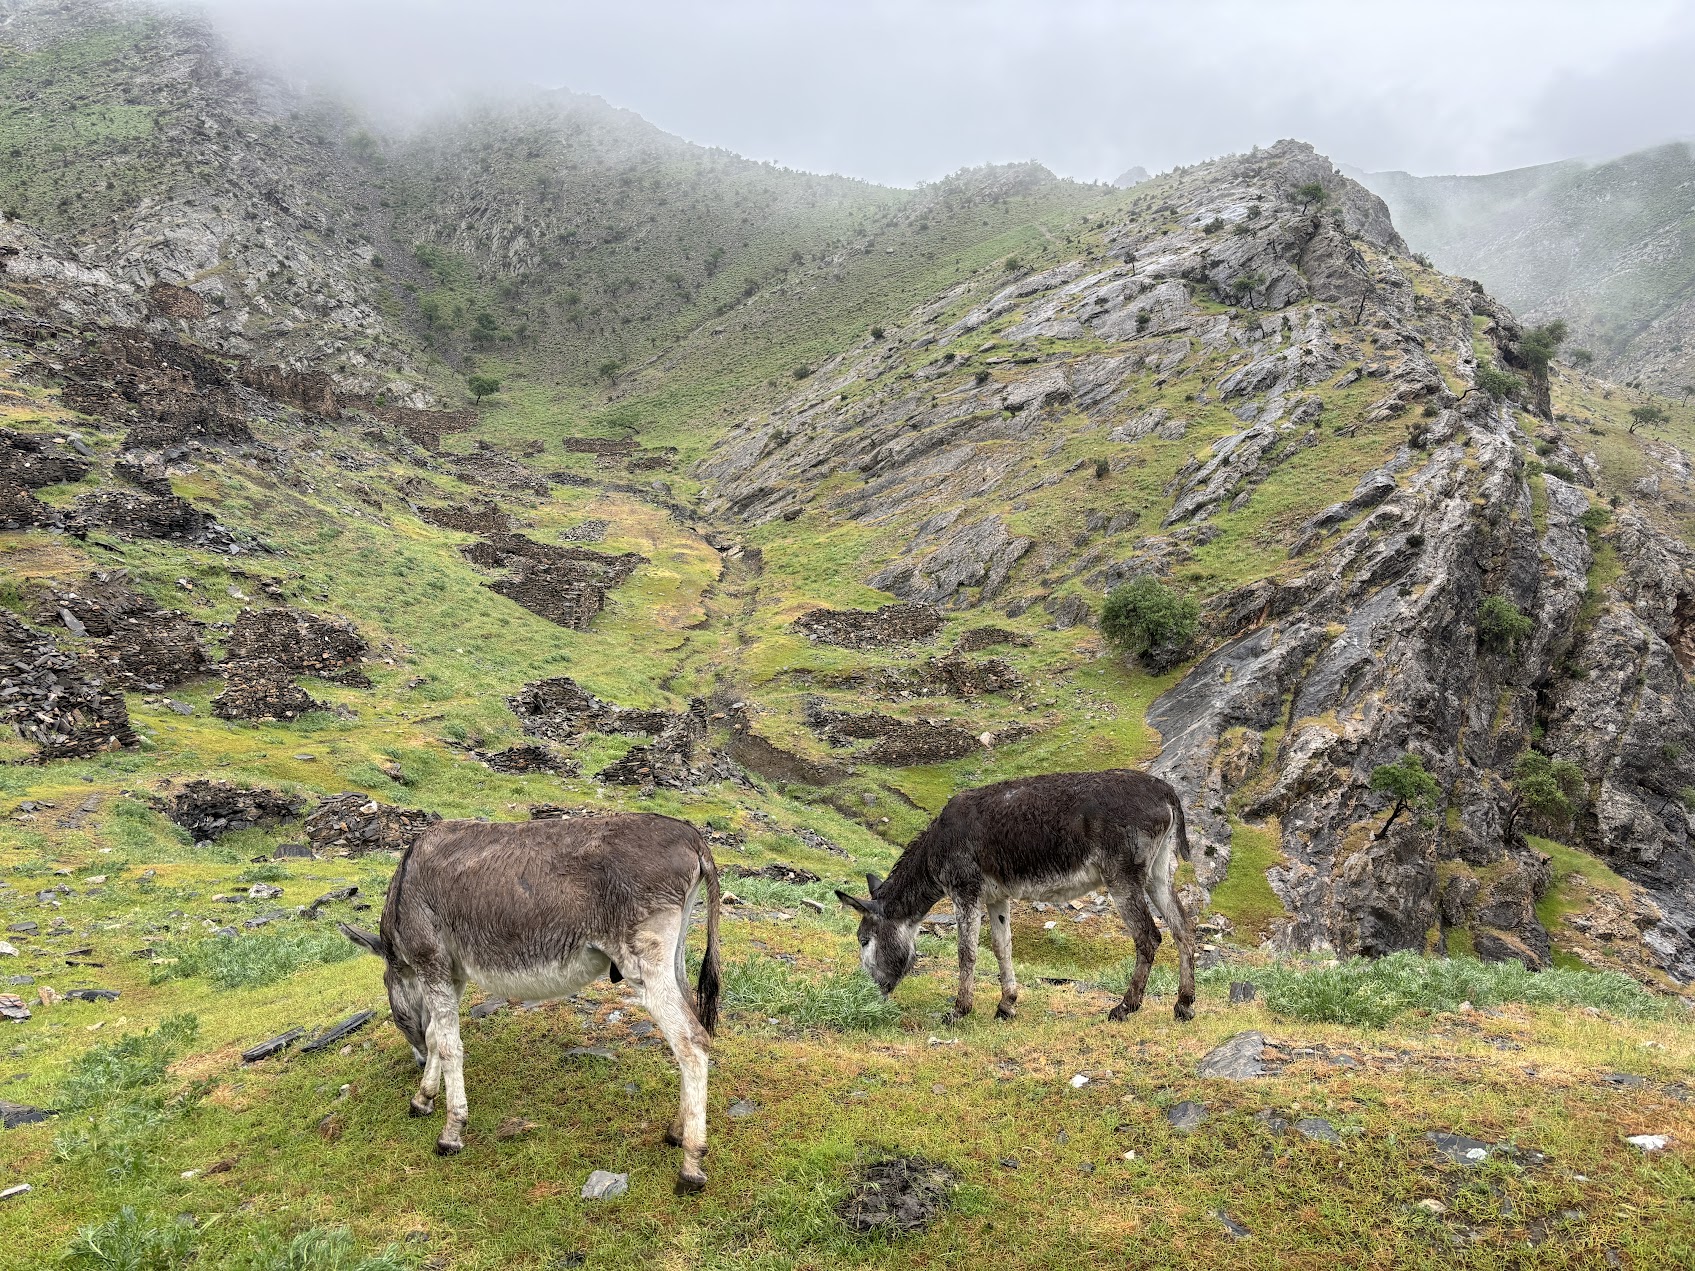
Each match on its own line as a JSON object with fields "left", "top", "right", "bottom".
{"left": 986, "top": 864, "right": 1104, "bottom": 905}
{"left": 463, "top": 948, "right": 613, "bottom": 1003}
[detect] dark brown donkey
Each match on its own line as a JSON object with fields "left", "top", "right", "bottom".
{"left": 835, "top": 769, "right": 1197, "bottom": 1022}
{"left": 341, "top": 813, "right": 722, "bottom": 1191}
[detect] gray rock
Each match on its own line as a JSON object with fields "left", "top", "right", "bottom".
{"left": 1294, "top": 1116, "right": 1341, "bottom": 1144}
{"left": 1198, "top": 1031, "right": 1268, "bottom": 1080}
{"left": 1216, "top": 1210, "right": 1252, "bottom": 1239}
{"left": 1428, "top": 1131, "right": 1494, "bottom": 1165}
{"left": 469, "top": 999, "right": 507, "bottom": 1019}
{"left": 1, "top": 1100, "right": 55, "bottom": 1129}
{"left": 0, "top": 943, "right": 15, "bottom": 958}
{"left": 581, "top": 1170, "right": 628, "bottom": 1200}
{"left": 564, "top": 1046, "right": 616, "bottom": 1062}
{"left": 727, "top": 1098, "right": 759, "bottom": 1119}
{"left": 1228, "top": 981, "right": 1257, "bottom": 1004}
{"left": 1603, "top": 1073, "right": 1647, "bottom": 1089}
{"left": 1166, "top": 1100, "right": 1208, "bottom": 1132}
{"left": 0, "top": 1183, "right": 30, "bottom": 1201}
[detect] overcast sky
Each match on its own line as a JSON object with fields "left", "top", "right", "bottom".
{"left": 194, "top": 0, "right": 1695, "bottom": 186}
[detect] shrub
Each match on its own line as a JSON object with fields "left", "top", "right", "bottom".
{"left": 1568, "top": 348, "right": 1595, "bottom": 370}
{"left": 1518, "top": 320, "right": 1568, "bottom": 381}
{"left": 869, "top": 325, "right": 885, "bottom": 341}
{"left": 1475, "top": 361, "right": 1522, "bottom": 401}
{"left": 1202, "top": 217, "right": 1224, "bottom": 234}
{"left": 791, "top": 364, "right": 812, "bottom": 380}
{"left": 1368, "top": 754, "right": 1439, "bottom": 837}
{"left": 1629, "top": 403, "right": 1669, "bottom": 431}
{"left": 1509, "top": 750, "right": 1585, "bottom": 833}
{"left": 1579, "top": 505, "right": 1612, "bottom": 533}
{"left": 1476, "top": 595, "right": 1532, "bottom": 654}
{"left": 1002, "top": 256, "right": 1022, "bottom": 273}
{"left": 1100, "top": 577, "right": 1199, "bottom": 671}
{"left": 1294, "top": 181, "right": 1328, "bottom": 210}
{"left": 1093, "top": 457, "right": 1110, "bottom": 479}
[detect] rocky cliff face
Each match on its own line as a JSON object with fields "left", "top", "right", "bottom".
{"left": 703, "top": 140, "right": 1695, "bottom": 983}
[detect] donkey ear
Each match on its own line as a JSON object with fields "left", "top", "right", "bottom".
{"left": 338, "top": 923, "right": 386, "bottom": 959}
{"left": 865, "top": 872, "right": 884, "bottom": 897}
{"left": 835, "top": 890, "right": 884, "bottom": 918}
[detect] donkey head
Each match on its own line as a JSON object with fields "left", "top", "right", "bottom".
{"left": 340, "top": 923, "right": 428, "bottom": 1067}
{"left": 834, "top": 873, "right": 919, "bottom": 996}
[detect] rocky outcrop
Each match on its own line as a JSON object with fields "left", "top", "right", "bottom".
{"left": 0, "top": 612, "right": 135, "bottom": 761}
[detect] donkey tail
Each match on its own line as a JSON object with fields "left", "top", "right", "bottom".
{"left": 1170, "top": 795, "right": 1192, "bottom": 864}
{"left": 694, "top": 840, "right": 723, "bottom": 1036}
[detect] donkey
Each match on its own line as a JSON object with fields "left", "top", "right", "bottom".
{"left": 340, "top": 812, "right": 722, "bottom": 1191}
{"left": 835, "top": 769, "right": 1197, "bottom": 1022}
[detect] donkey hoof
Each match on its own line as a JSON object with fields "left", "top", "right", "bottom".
{"left": 664, "top": 1126, "right": 683, "bottom": 1148}
{"left": 1107, "top": 1002, "right": 1139, "bottom": 1022}
{"left": 1174, "top": 1000, "right": 1195, "bottom": 1022}
{"left": 994, "top": 1002, "right": 1017, "bottom": 1021}
{"left": 434, "top": 1138, "right": 463, "bottom": 1156}
{"left": 409, "top": 1097, "right": 435, "bottom": 1118}
{"left": 676, "top": 1167, "right": 707, "bottom": 1194}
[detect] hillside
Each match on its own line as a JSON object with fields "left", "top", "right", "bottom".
{"left": 2, "top": 3, "right": 1695, "bottom": 1268}
{"left": 1354, "top": 144, "right": 1695, "bottom": 395}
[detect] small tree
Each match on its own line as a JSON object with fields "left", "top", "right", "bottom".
{"left": 1477, "top": 595, "right": 1532, "bottom": 654}
{"left": 597, "top": 358, "right": 621, "bottom": 382}
{"left": 1518, "top": 320, "right": 1568, "bottom": 385}
{"left": 1475, "top": 361, "right": 1522, "bottom": 401}
{"left": 869, "top": 325, "right": 885, "bottom": 341}
{"left": 1507, "top": 750, "right": 1584, "bottom": 838}
{"left": 1295, "top": 181, "right": 1328, "bottom": 211}
{"left": 1369, "top": 754, "right": 1439, "bottom": 839}
{"left": 1567, "top": 348, "right": 1595, "bottom": 371}
{"left": 1629, "top": 403, "right": 1669, "bottom": 433}
{"left": 1100, "top": 577, "right": 1199, "bottom": 671}
{"left": 467, "top": 373, "right": 500, "bottom": 403}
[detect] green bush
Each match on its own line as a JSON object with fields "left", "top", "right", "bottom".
{"left": 1368, "top": 754, "right": 1439, "bottom": 836}
{"left": 1100, "top": 577, "right": 1198, "bottom": 671}
{"left": 1476, "top": 595, "right": 1532, "bottom": 654}
{"left": 1510, "top": 750, "right": 1585, "bottom": 832}
{"left": 1475, "top": 361, "right": 1522, "bottom": 401}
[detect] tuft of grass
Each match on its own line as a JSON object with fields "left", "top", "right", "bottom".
{"left": 1224, "top": 951, "right": 1663, "bottom": 1028}
{"left": 63, "top": 1206, "right": 198, "bottom": 1271}
{"left": 724, "top": 956, "right": 901, "bottom": 1031}
{"left": 57, "top": 1016, "right": 198, "bottom": 1111}
{"left": 150, "top": 928, "right": 360, "bottom": 990}
{"left": 230, "top": 1226, "right": 411, "bottom": 1271}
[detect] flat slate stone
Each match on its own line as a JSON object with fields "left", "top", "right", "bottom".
{"left": 1625, "top": 1134, "right": 1670, "bottom": 1153}
{"left": 564, "top": 1046, "right": 616, "bottom": 1062}
{"left": 1, "top": 1100, "right": 55, "bottom": 1129}
{"left": 1217, "top": 1210, "right": 1252, "bottom": 1239}
{"left": 242, "top": 1028, "right": 305, "bottom": 1063}
{"left": 1429, "top": 1131, "right": 1493, "bottom": 1165}
{"left": 469, "top": 999, "right": 507, "bottom": 1019}
{"left": 1603, "top": 1073, "right": 1647, "bottom": 1089}
{"left": 300, "top": 1011, "right": 374, "bottom": 1053}
{"left": 1294, "top": 1116, "right": 1341, "bottom": 1144}
{"left": 1198, "top": 1030, "right": 1268, "bottom": 1080}
{"left": 727, "top": 1098, "right": 759, "bottom": 1119}
{"left": 1166, "top": 1100, "right": 1208, "bottom": 1133}
{"left": 64, "top": 989, "right": 119, "bottom": 1002}
{"left": 1228, "top": 981, "right": 1258, "bottom": 1004}
{"left": 581, "top": 1169, "right": 628, "bottom": 1200}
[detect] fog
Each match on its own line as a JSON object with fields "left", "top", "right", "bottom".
{"left": 192, "top": 0, "right": 1695, "bottom": 186}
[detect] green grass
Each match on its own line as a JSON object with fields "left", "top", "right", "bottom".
{"left": 149, "top": 926, "right": 362, "bottom": 990}
{"left": 723, "top": 956, "right": 903, "bottom": 1032}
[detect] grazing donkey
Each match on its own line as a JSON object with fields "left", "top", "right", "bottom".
{"left": 835, "top": 769, "right": 1197, "bottom": 1022}
{"left": 340, "top": 813, "right": 722, "bottom": 1191}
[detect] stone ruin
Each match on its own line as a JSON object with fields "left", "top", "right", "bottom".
{"left": 224, "top": 607, "right": 369, "bottom": 685}
{"left": 418, "top": 502, "right": 513, "bottom": 535}
{"left": 0, "top": 611, "right": 136, "bottom": 761}
{"left": 954, "top": 626, "right": 1032, "bottom": 654}
{"left": 806, "top": 702, "right": 980, "bottom": 766}
{"left": 66, "top": 490, "right": 239, "bottom": 549}
{"left": 305, "top": 793, "right": 441, "bottom": 856}
{"left": 473, "top": 744, "right": 581, "bottom": 776}
{"left": 462, "top": 533, "right": 647, "bottom": 631}
{"left": 153, "top": 779, "right": 306, "bottom": 841}
{"left": 560, "top": 518, "right": 609, "bottom": 543}
{"left": 212, "top": 607, "right": 369, "bottom": 722}
{"left": 825, "top": 653, "right": 1022, "bottom": 700}
{"left": 445, "top": 445, "right": 551, "bottom": 495}
{"left": 793, "top": 602, "right": 943, "bottom": 649}
{"left": 40, "top": 571, "right": 209, "bottom": 690}
{"left": 0, "top": 428, "right": 91, "bottom": 530}
{"left": 510, "top": 676, "right": 738, "bottom": 790}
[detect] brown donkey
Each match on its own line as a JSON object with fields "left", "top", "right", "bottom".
{"left": 341, "top": 813, "right": 722, "bottom": 1191}
{"left": 836, "top": 769, "right": 1197, "bottom": 1022}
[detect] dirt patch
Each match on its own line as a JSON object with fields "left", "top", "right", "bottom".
{"left": 825, "top": 654, "right": 1022, "bottom": 700}
{"left": 225, "top": 608, "right": 369, "bottom": 686}
{"left": 474, "top": 744, "right": 580, "bottom": 776}
{"left": 794, "top": 602, "right": 942, "bottom": 649}
{"left": 153, "top": 779, "right": 305, "bottom": 840}
{"left": 305, "top": 793, "right": 441, "bottom": 856}
{"left": 627, "top": 448, "right": 677, "bottom": 472}
{"left": 954, "top": 626, "right": 1031, "bottom": 653}
{"left": 839, "top": 1156, "right": 957, "bottom": 1236}
{"left": 0, "top": 611, "right": 135, "bottom": 760}
{"left": 418, "top": 503, "right": 512, "bottom": 535}
{"left": 725, "top": 729, "right": 850, "bottom": 786}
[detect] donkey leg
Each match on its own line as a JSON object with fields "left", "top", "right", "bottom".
{"left": 1149, "top": 870, "right": 1197, "bottom": 1022}
{"left": 952, "top": 897, "right": 982, "bottom": 1019}
{"left": 987, "top": 898, "right": 1019, "bottom": 1020}
{"left": 639, "top": 948, "right": 711, "bottom": 1193}
{"left": 422, "top": 982, "right": 469, "bottom": 1153}
{"left": 1107, "top": 888, "right": 1161, "bottom": 1022}
{"left": 411, "top": 1022, "right": 441, "bottom": 1119}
